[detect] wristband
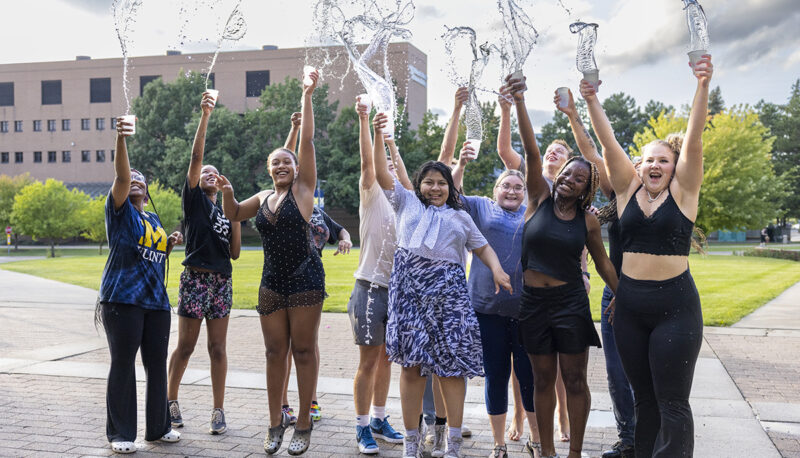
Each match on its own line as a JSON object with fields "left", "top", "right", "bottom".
{"left": 582, "top": 271, "right": 591, "bottom": 279}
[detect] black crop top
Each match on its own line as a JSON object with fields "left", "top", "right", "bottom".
{"left": 522, "top": 196, "right": 586, "bottom": 284}
{"left": 619, "top": 185, "right": 693, "bottom": 256}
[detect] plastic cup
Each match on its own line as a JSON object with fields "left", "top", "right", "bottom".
{"left": 381, "top": 111, "right": 395, "bottom": 141}
{"left": 303, "top": 65, "right": 317, "bottom": 86}
{"left": 557, "top": 87, "right": 570, "bottom": 108}
{"left": 119, "top": 115, "right": 135, "bottom": 135}
{"left": 688, "top": 49, "right": 707, "bottom": 67}
{"left": 466, "top": 138, "right": 481, "bottom": 158}
{"left": 357, "top": 93, "right": 372, "bottom": 111}
{"left": 206, "top": 89, "right": 219, "bottom": 105}
{"left": 583, "top": 70, "right": 599, "bottom": 90}
{"left": 511, "top": 69, "right": 524, "bottom": 82}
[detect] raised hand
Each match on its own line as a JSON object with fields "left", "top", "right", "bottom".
{"left": 355, "top": 96, "right": 370, "bottom": 118}
{"left": 691, "top": 54, "right": 713, "bottom": 87}
{"left": 555, "top": 87, "right": 577, "bottom": 118}
{"left": 201, "top": 91, "right": 216, "bottom": 115}
{"left": 505, "top": 74, "right": 527, "bottom": 102}
{"left": 303, "top": 69, "right": 319, "bottom": 94}
{"left": 213, "top": 174, "right": 233, "bottom": 194}
{"left": 579, "top": 79, "right": 602, "bottom": 102}
{"left": 458, "top": 142, "right": 478, "bottom": 167}
{"left": 116, "top": 118, "right": 135, "bottom": 137}
{"left": 290, "top": 112, "right": 302, "bottom": 128}
{"left": 372, "top": 112, "right": 388, "bottom": 133}
{"left": 498, "top": 85, "right": 514, "bottom": 110}
{"left": 454, "top": 86, "right": 469, "bottom": 109}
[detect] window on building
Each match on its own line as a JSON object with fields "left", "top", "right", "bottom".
{"left": 246, "top": 70, "right": 270, "bottom": 97}
{"left": 81, "top": 150, "right": 91, "bottom": 162}
{"left": 96, "top": 118, "right": 105, "bottom": 131}
{"left": 62, "top": 119, "right": 70, "bottom": 131}
{"left": 1, "top": 152, "right": 8, "bottom": 163}
{"left": 14, "top": 121, "right": 22, "bottom": 132}
{"left": 90, "top": 77, "right": 111, "bottom": 103}
{"left": 47, "top": 120, "right": 56, "bottom": 132}
{"left": 81, "top": 118, "right": 90, "bottom": 130}
{"left": 110, "top": 117, "right": 116, "bottom": 129}
{"left": 0, "top": 121, "right": 7, "bottom": 133}
{"left": 34, "top": 151, "right": 42, "bottom": 163}
{"left": 110, "top": 149, "right": 115, "bottom": 161}
{"left": 140, "top": 75, "right": 160, "bottom": 96}
{"left": 41, "top": 80, "right": 62, "bottom": 105}
{"left": 204, "top": 73, "right": 215, "bottom": 89}
{"left": 14, "top": 152, "right": 22, "bottom": 163}
{"left": 62, "top": 151, "right": 71, "bottom": 163}
{"left": 96, "top": 150, "right": 106, "bottom": 162}
{"left": 0, "top": 82, "right": 13, "bottom": 106}
{"left": 33, "top": 120, "right": 41, "bottom": 132}
{"left": 47, "top": 151, "right": 56, "bottom": 163}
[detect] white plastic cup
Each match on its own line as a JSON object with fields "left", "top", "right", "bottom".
{"left": 119, "top": 115, "right": 135, "bottom": 135}
{"left": 688, "top": 49, "right": 707, "bottom": 67}
{"left": 583, "top": 70, "right": 599, "bottom": 91}
{"left": 511, "top": 69, "right": 524, "bottom": 82}
{"left": 466, "top": 138, "right": 482, "bottom": 158}
{"left": 303, "top": 65, "right": 317, "bottom": 86}
{"left": 381, "top": 111, "right": 395, "bottom": 141}
{"left": 357, "top": 93, "right": 372, "bottom": 111}
{"left": 557, "top": 87, "right": 570, "bottom": 108}
{"left": 206, "top": 89, "right": 219, "bottom": 105}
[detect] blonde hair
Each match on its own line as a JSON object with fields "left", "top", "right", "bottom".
{"left": 548, "top": 139, "right": 574, "bottom": 155}
{"left": 645, "top": 133, "right": 683, "bottom": 161}
{"left": 493, "top": 169, "right": 526, "bottom": 200}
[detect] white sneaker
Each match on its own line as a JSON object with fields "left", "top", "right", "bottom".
{"left": 111, "top": 441, "right": 136, "bottom": 454}
{"left": 159, "top": 429, "right": 181, "bottom": 443}
{"left": 461, "top": 425, "right": 472, "bottom": 437}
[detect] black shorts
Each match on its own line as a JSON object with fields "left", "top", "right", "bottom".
{"left": 519, "top": 283, "right": 601, "bottom": 355}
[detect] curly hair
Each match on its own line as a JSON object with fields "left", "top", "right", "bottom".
{"left": 552, "top": 156, "right": 598, "bottom": 210}
{"left": 412, "top": 161, "right": 464, "bottom": 210}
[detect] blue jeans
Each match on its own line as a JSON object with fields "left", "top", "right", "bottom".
{"left": 602, "top": 286, "right": 635, "bottom": 446}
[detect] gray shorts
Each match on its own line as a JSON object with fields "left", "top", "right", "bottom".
{"left": 347, "top": 279, "right": 389, "bottom": 346}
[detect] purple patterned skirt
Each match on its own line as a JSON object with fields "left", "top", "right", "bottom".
{"left": 386, "top": 248, "right": 484, "bottom": 378}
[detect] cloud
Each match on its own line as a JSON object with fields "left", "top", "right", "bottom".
{"left": 417, "top": 5, "right": 444, "bottom": 19}
{"left": 63, "top": 0, "right": 111, "bottom": 15}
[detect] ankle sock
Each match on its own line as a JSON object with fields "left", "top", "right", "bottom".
{"left": 405, "top": 428, "right": 419, "bottom": 438}
{"left": 435, "top": 416, "right": 447, "bottom": 426}
{"left": 371, "top": 405, "right": 386, "bottom": 420}
{"left": 448, "top": 426, "right": 461, "bottom": 438}
{"left": 356, "top": 415, "right": 370, "bottom": 427}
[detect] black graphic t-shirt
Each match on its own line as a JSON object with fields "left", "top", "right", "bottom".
{"left": 181, "top": 177, "right": 233, "bottom": 274}
{"left": 309, "top": 206, "right": 342, "bottom": 257}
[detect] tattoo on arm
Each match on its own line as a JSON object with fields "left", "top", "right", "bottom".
{"left": 576, "top": 117, "right": 597, "bottom": 148}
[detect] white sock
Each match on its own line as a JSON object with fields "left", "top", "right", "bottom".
{"left": 405, "top": 428, "right": 419, "bottom": 438}
{"left": 371, "top": 405, "right": 386, "bottom": 420}
{"left": 356, "top": 414, "right": 370, "bottom": 427}
{"left": 448, "top": 426, "right": 461, "bottom": 439}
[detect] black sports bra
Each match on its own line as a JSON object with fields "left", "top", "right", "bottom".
{"left": 619, "top": 185, "right": 693, "bottom": 256}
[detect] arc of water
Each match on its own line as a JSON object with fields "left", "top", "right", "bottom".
{"left": 569, "top": 21, "right": 599, "bottom": 73}
{"left": 205, "top": 0, "right": 247, "bottom": 89}
{"left": 682, "top": 0, "right": 709, "bottom": 52}
{"left": 113, "top": 0, "right": 143, "bottom": 115}
{"left": 497, "top": 0, "right": 538, "bottom": 74}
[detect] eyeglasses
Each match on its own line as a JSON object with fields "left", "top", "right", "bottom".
{"left": 498, "top": 183, "right": 524, "bottom": 192}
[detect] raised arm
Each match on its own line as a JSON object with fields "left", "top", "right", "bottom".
{"left": 675, "top": 54, "right": 713, "bottom": 197}
{"left": 188, "top": 91, "right": 216, "bottom": 188}
{"left": 497, "top": 86, "right": 522, "bottom": 170}
{"left": 508, "top": 77, "right": 548, "bottom": 212}
{"left": 556, "top": 88, "right": 612, "bottom": 198}
{"left": 451, "top": 142, "right": 477, "bottom": 192}
{"left": 372, "top": 113, "right": 394, "bottom": 190}
{"left": 111, "top": 120, "right": 134, "bottom": 210}
{"left": 283, "top": 112, "right": 302, "bottom": 152}
{"left": 357, "top": 97, "right": 376, "bottom": 190}
{"left": 386, "top": 138, "right": 413, "bottom": 190}
{"left": 215, "top": 174, "right": 260, "bottom": 222}
{"left": 294, "top": 70, "right": 319, "bottom": 217}
{"left": 580, "top": 80, "right": 636, "bottom": 197}
{"left": 437, "top": 87, "right": 469, "bottom": 165}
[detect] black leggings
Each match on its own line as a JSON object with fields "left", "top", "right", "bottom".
{"left": 102, "top": 302, "right": 171, "bottom": 442}
{"left": 613, "top": 270, "right": 702, "bottom": 458}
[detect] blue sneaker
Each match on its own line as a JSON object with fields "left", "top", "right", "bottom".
{"left": 370, "top": 416, "right": 404, "bottom": 444}
{"left": 356, "top": 425, "right": 380, "bottom": 454}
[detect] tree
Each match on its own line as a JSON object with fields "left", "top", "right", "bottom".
{"left": 0, "top": 173, "right": 34, "bottom": 249}
{"left": 708, "top": 86, "right": 725, "bottom": 116}
{"left": 146, "top": 181, "right": 182, "bottom": 233}
{"left": 602, "top": 92, "right": 648, "bottom": 153}
{"left": 632, "top": 107, "right": 785, "bottom": 233}
{"left": 643, "top": 100, "right": 675, "bottom": 122}
{"left": 81, "top": 195, "right": 107, "bottom": 254}
{"left": 11, "top": 179, "right": 88, "bottom": 257}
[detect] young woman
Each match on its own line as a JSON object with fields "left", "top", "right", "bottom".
{"left": 451, "top": 144, "right": 540, "bottom": 458}
{"left": 218, "top": 69, "right": 321, "bottom": 456}
{"left": 372, "top": 112, "right": 512, "bottom": 458}
{"left": 553, "top": 87, "right": 635, "bottom": 458}
{"left": 98, "top": 118, "right": 183, "bottom": 453}
{"left": 166, "top": 91, "right": 241, "bottom": 436}
{"left": 582, "top": 55, "right": 713, "bottom": 457}
{"left": 510, "top": 76, "right": 619, "bottom": 458}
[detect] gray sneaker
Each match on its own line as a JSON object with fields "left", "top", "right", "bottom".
{"left": 444, "top": 435, "right": 463, "bottom": 457}
{"left": 168, "top": 400, "right": 183, "bottom": 428}
{"left": 209, "top": 408, "right": 227, "bottom": 435}
{"left": 430, "top": 424, "right": 447, "bottom": 457}
{"left": 403, "top": 433, "right": 423, "bottom": 458}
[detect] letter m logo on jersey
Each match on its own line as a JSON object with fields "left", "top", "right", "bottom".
{"left": 138, "top": 219, "right": 168, "bottom": 252}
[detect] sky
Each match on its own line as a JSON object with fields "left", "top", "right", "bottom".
{"left": 2, "top": 0, "right": 799, "bottom": 130}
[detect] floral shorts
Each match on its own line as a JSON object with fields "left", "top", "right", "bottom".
{"left": 177, "top": 268, "right": 232, "bottom": 320}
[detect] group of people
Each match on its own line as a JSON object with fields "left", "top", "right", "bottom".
{"left": 97, "top": 51, "right": 713, "bottom": 458}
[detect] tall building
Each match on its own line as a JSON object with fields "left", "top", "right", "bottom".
{"left": 0, "top": 43, "right": 427, "bottom": 191}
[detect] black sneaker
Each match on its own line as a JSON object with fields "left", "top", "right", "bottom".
{"left": 602, "top": 440, "right": 634, "bottom": 458}
{"left": 169, "top": 400, "right": 183, "bottom": 428}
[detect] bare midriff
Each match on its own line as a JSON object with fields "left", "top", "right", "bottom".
{"left": 621, "top": 252, "right": 689, "bottom": 281}
{"left": 524, "top": 269, "right": 568, "bottom": 288}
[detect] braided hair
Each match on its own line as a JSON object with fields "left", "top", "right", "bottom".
{"left": 552, "top": 156, "right": 599, "bottom": 211}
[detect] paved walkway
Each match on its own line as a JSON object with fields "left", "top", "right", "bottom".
{"left": 0, "top": 268, "right": 796, "bottom": 457}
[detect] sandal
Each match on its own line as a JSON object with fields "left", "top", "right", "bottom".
{"left": 264, "top": 410, "right": 292, "bottom": 454}
{"left": 287, "top": 419, "right": 313, "bottom": 455}
{"left": 525, "top": 439, "right": 541, "bottom": 457}
{"left": 111, "top": 441, "right": 136, "bottom": 454}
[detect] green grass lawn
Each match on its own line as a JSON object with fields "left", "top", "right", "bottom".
{"left": 2, "top": 248, "right": 800, "bottom": 325}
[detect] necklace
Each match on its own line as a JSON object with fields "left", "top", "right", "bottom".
{"left": 646, "top": 188, "right": 665, "bottom": 203}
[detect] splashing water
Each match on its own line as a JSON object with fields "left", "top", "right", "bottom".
{"left": 497, "top": 0, "right": 538, "bottom": 74}
{"left": 569, "top": 21, "right": 599, "bottom": 73}
{"left": 555, "top": 0, "right": 572, "bottom": 16}
{"left": 112, "top": 0, "right": 142, "bottom": 115}
{"left": 205, "top": 0, "right": 247, "bottom": 89}
{"left": 682, "top": 0, "right": 709, "bottom": 52}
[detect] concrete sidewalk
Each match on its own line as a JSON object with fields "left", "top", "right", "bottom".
{"left": 0, "top": 268, "right": 791, "bottom": 457}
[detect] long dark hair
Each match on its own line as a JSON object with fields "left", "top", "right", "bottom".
{"left": 412, "top": 161, "right": 464, "bottom": 210}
